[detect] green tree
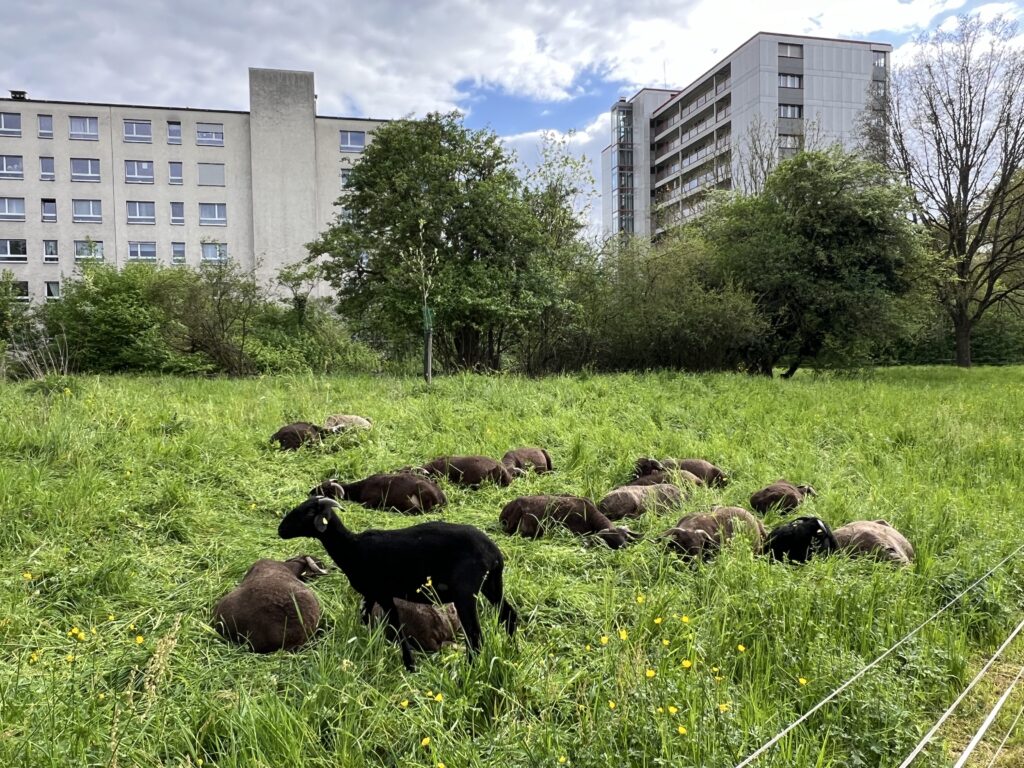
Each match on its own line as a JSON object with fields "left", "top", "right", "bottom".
{"left": 309, "top": 111, "right": 548, "bottom": 371}
{"left": 702, "top": 148, "right": 928, "bottom": 377}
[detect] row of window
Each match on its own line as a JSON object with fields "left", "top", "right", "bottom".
{"left": 1, "top": 112, "right": 368, "bottom": 153}
{"left": 0, "top": 113, "right": 223, "bottom": 147}
{"left": 779, "top": 104, "right": 803, "bottom": 119}
{"left": 4, "top": 279, "right": 60, "bottom": 301}
{"left": 0, "top": 197, "right": 227, "bottom": 225}
{"left": 0, "top": 154, "right": 225, "bottom": 186}
{"left": 779, "top": 74, "right": 802, "bottom": 89}
{"left": 0, "top": 237, "right": 226, "bottom": 264}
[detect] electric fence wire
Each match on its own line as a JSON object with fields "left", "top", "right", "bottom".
{"left": 952, "top": 664, "right": 1024, "bottom": 768}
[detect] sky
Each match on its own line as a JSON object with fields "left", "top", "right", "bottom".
{"left": 4, "top": 0, "right": 1022, "bottom": 227}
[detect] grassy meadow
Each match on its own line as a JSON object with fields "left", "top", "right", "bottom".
{"left": 2, "top": 368, "right": 1024, "bottom": 767}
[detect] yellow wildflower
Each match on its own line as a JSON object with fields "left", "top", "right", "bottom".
{"left": 400, "top": 699, "right": 409, "bottom": 709}
{"left": 719, "top": 703, "right": 730, "bottom": 713}
{"left": 618, "top": 629, "right": 628, "bottom": 641}
{"left": 656, "top": 707, "right": 664, "bottom": 714}
{"left": 426, "top": 690, "right": 434, "bottom": 697}
{"left": 645, "top": 669, "right": 656, "bottom": 679}
{"left": 559, "top": 758, "right": 567, "bottom": 765}
{"left": 249, "top": 503, "right": 257, "bottom": 510}
{"left": 128, "top": 623, "right": 136, "bottom": 630}
{"left": 681, "top": 659, "right": 692, "bottom": 669}
{"left": 91, "top": 627, "right": 97, "bottom": 635}
{"left": 107, "top": 614, "right": 115, "bottom": 621}
{"left": 711, "top": 666, "right": 719, "bottom": 673}
{"left": 421, "top": 737, "right": 431, "bottom": 747}
{"left": 22, "top": 571, "right": 32, "bottom": 580}
{"left": 66, "top": 654, "right": 75, "bottom": 663}
{"left": 29, "top": 652, "right": 39, "bottom": 663}
{"left": 799, "top": 677, "right": 808, "bottom": 686}
{"left": 585, "top": 644, "right": 591, "bottom": 651}
{"left": 654, "top": 617, "right": 663, "bottom": 625}
{"left": 636, "top": 595, "right": 645, "bottom": 604}
{"left": 600, "top": 636, "right": 609, "bottom": 645}
{"left": 668, "top": 705, "right": 678, "bottom": 715}
{"left": 677, "top": 725, "right": 687, "bottom": 735}
{"left": 608, "top": 700, "right": 616, "bottom": 710}
{"left": 737, "top": 644, "right": 746, "bottom": 653}
{"left": 135, "top": 635, "right": 144, "bottom": 645}
{"left": 681, "top": 615, "right": 690, "bottom": 623}
{"left": 98, "top": 693, "right": 106, "bottom": 700}
{"left": 662, "top": 639, "right": 670, "bottom": 646}
{"left": 438, "top": 763, "right": 446, "bottom": 768}
{"left": 434, "top": 693, "right": 443, "bottom": 702}
{"left": 715, "top": 676, "right": 724, "bottom": 682}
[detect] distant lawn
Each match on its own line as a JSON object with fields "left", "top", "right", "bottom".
{"left": 2, "top": 368, "right": 1024, "bottom": 767}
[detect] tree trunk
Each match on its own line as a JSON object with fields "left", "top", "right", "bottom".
{"left": 780, "top": 358, "right": 802, "bottom": 379}
{"left": 954, "top": 317, "right": 972, "bottom": 368}
{"left": 423, "top": 327, "right": 433, "bottom": 384}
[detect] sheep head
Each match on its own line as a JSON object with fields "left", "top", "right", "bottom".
{"left": 661, "top": 528, "right": 717, "bottom": 560}
{"left": 283, "top": 555, "right": 330, "bottom": 581}
{"left": 279, "top": 496, "right": 341, "bottom": 539}
{"left": 633, "top": 457, "right": 664, "bottom": 478}
{"left": 309, "top": 479, "right": 345, "bottom": 500}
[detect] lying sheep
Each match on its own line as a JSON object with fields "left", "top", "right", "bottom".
{"left": 750, "top": 479, "right": 817, "bottom": 515}
{"left": 763, "top": 516, "right": 838, "bottom": 563}
{"left": 421, "top": 455, "right": 513, "bottom": 488}
{"left": 598, "top": 483, "right": 684, "bottom": 520}
{"left": 324, "top": 414, "right": 373, "bottom": 432}
{"left": 310, "top": 473, "right": 446, "bottom": 515}
{"left": 501, "top": 447, "right": 553, "bottom": 476}
{"left": 659, "top": 506, "right": 765, "bottom": 560}
{"left": 634, "top": 457, "right": 729, "bottom": 487}
{"left": 279, "top": 496, "right": 518, "bottom": 671}
{"left": 627, "top": 467, "right": 704, "bottom": 488}
{"left": 368, "top": 598, "right": 463, "bottom": 652}
{"left": 212, "top": 555, "right": 328, "bottom": 653}
{"left": 499, "top": 494, "right": 641, "bottom": 549}
{"left": 833, "top": 520, "right": 914, "bottom": 566}
{"left": 271, "top": 422, "right": 323, "bottom": 451}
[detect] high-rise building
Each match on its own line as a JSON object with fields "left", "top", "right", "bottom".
{"left": 0, "top": 68, "right": 383, "bottom": 302}
{"left": 602, "top": 32, "right": 891, "bottom": 238}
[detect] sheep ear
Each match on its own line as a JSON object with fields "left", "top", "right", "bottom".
{"left": 314, "top": 515, "right": 329, "bottom": 533}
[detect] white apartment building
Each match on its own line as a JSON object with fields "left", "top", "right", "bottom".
{"left": 0, "top": 68, "right": 383, "bottom": 302}
{"left": 602, "top": 32, "right": 891, "bottom": 237}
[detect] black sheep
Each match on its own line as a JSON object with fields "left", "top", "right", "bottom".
{"left": 763, "top": 516, "right": 838, "bottom": 563}
{"left": 271, "top": 422, "right": 323, "bottom": 451}
{"left": 279, "top": 496, "right": 518, "bottom": 671}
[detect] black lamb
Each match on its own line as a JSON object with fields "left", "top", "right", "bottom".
{"left": 278, "top": 496, "right": 518, "bottom": 671}
{"left": 762, "top": 516, "right": 838, "bottom": 563}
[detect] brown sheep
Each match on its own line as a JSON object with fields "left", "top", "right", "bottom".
{"left": 212, "top": 555, "right": 328, "bottom": 653}
{"left": 368, "top": 598, "right": 464, "bottom": 652}
{"left": 659, "top": 506, "right": 765, "bottom": 561}
{"left": 270, "top": 422, "right": 322, "bottom": 450}
{"left": 499, "top": 494, "right": 641, "bottom": 549}
{"left": 750, "top": 479, "right": 817, "bottom": 514}
{"left": 833, "top": 520, "right": 914, "bottom": 566}
{"left": 634, "top": 457, "right": 728, "bottom": 487}
{"left": 501, "top": 446, "right": 553, "bottom": 476}
{"left": 627, "top": 468, "right": 704, "bottom": 488}
{"left": 421, "top": 455, "right": 513, "bottom": 488}
{"left": 310, "top": 473, "right": 447, "bottom": 514}
{"left": 598, "top": 483, "right": 684, "bottom": 520}
{"left": 323, "top": 414, "right": 373, "bottom": 432}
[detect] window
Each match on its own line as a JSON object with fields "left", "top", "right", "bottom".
{"left": 0, "top": 155, "right": 23, "bottom": 179}
{"left": 339, "top": 130, "right": 366, "bottom": 152}
{"left": 170, "top": 201, "right": 185, "bottom": 225}
{"left": 69, "top": 116, "right": 99, "bottom": 140}
{"left": 779, "top": 134, "right": 802, "bottom": 149}
{"left": 201, "top": 242, "right": 227, "bottom": 262}
{"left": 124, "top": 159, "right": 154, "bottom": 183}
{"left": 340, "top": 169, "right": 352, "bottom": 188}
{"left": 38, "top": 114, "right": 53, "bottom": 138}
{"left": 70, "top": 158, "right": 101, "bottom": 182}
{"left": 41, "top": 198, "right": 57, "bottom": 223}
{"left": 123, "top": 119, "right": 152, "bottom": 143}
{"left": 12, "top": 281, "right": 29, "bottom": 302}
{"left": 779, "top": 104, "right": 803, "bottom": 119}
{"left": 72, "top": 199, "right": 102, "bottom": 223}
{"left": 869, "top": 80, "right": 887, "bottom": 99}
{"left": 169, "top": 161, "right": 183, "bottom": 185}
{"left": 199, "top": 202, "right": 226, "bottom": 225}
{"left": 779, "top": 74, "right": 802, "bottom": 89}
{"left": 0, "top": 239, "right": 28, "bottom": 262}
{"left": 127, "top": 200, "right": 156, "bottom": 224}
{"left": 40, "top": 156, "right": 55, "bottom": 181}
{"left": 167, "top": 120, "right": 182, "bottom": 144}
{"left": 171, "top": 241, "right": 186, "bottom": 264}
{"left": 779, "top": 43, "right": 803, "bottom": 58}
{"left": 197, "top": 162, "right": 225, "bottom": 186}
{"left": 0, "top": 197, "right": 26, "bottom": 221}
{"left": 196, "top": 122, "right": 224, "bottom": 146}
{"left": 46, "top": 281, "right": 61, "bottom": 300}
{"left": 0, "top": 112, "right": 21, "bottom": 137}
{"left": 128, "top": 241, "right": 157, "bottom": 260}
{"left": 873, "top": 51, "right": 887, "bottom": 68}
{"left": 43, "top": 240, "right": 58, "bottom": 263}
{"left": 74, "top": 240, "right": 104, "bottom": 260}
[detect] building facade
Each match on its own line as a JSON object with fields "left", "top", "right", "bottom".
{"left": 0, "top": 68, "right": 383, "bottom": 302}
{"left": 602, "top": 32, "right": 891, "bottom": 238}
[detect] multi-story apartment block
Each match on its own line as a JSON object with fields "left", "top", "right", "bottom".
{"left": 0, "top": 68, "right": 383, "bottom": 302}
{"left": 602, "top": 32, "right": 891, "bottom": 238}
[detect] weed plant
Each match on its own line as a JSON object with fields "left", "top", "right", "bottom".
{"left": 2, "top": 368, "right": 1023, "bottom": 767}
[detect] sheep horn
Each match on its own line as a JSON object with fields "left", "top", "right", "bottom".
{"left": 303, "top": 556, "right": 329, "bottom": 576}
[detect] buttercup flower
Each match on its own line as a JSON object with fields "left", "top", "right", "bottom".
{"left": 657, "top": 707, "right": 664, "bottom": 714}
{"left": 434, "top": 693, "right": 443, "bottom": 702}
{"left": 662, "top": 639, "right": 670, "bottom": 646}
{"left": 636, "top": 595, "right": 645, "bottom": 604}
{"left": 737, "top": 644, "right": 746, "bottom": 653}
{"left": 558, "top": 757, "right": 567, "bottom": 765}
{"left": 668, "top": 705, "right": 679, "bottom": 715}
{"left": 799, "top": 678, "right": 808, "bottom": 686}
{"left": 421, "top": 737, "right": 431, "bottom": 747}
{"left": 135, "top": 635, "right": 144, "bottom": 645}
{"left": 608, "top": 700, "right": 616, "bottom": 710}
{"left": 22, "top": 572, "right": 32, "bottom": 580}
{"left": 678, "top": 725, "right": 687, "bottom": 735}
{"left": 400, "top": 699, "right": 409, "bottom": 709}
{"left": 719, "top": 703, "right": 730, "bottom": 713}
{"left": 600, "top": 636, "right": 609, "bottom": 645}
{"left": 654, "top": 617, "right": 663, "bottom": 625}
{"left": 681, "top": 659, "right": 692, "bottom": 669}
{"left": 618, "top": 629, "right": 628, "bottom": 641}
{"left": 681, "top": 615, "right": 690, "bottom": 623}
{"left": 645, "top": 669, "right": 656, "bottom": 679}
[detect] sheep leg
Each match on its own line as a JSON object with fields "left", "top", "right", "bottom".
{"left": 481, "top": 566, "right": 518, "bottom": 636}
{"left": 376, "top": 596, "right": 416, "bottom": 671}
{"left": 452, "top": 594, "right": 483, "bottom": 656}
{"left": 359, "top": 597, "right": 371, "bottom": 625}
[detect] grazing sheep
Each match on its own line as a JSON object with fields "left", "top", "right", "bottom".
{"left": 833, "top": 520, "right": 914, "bottom": 566}
{"left": 499, "top": 494, "right": 641, "bottom": 549}
{"left": 627, "top": 468, "right": 704, "bottom": 488}
{"left": 271, "top": 422, "right": 323, "bottom": 451}
{"left": 659, "top": 506, "right": 765, "bottom": 560}
{"left": 309, "top": 473, "right": 447, "bottom": 515}
{"left": 421, "top": 455, "right": 513, "bottom": 488}
{"left": 212, "top": 555, "right": 328, "bottom": 653}
{"left": 501, "top": 447, "right": 553, "bottom": 476}
{"left": 750, "top": 480, "right": 817, "bottom": 515}
{"left": 368, "top": 598, "right": 463, "bottom": 652}
{"left": 598, "top": 483, "right": 684, "bottom": 520}
{"left": 763, "top": 516, "right": 838, "bottom": 563}
{"left": 634, "top": 457, "right": 729, "bottom": 487}
{"left": 279, "top": 496, "right": 518, "bottom": 671}
{"left": 323, "top": 414, "right": 373, "bottom": 432}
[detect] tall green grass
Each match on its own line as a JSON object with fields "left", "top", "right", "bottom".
{"left": 2, "top": 368, "right": 1024, "bottom": 767}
